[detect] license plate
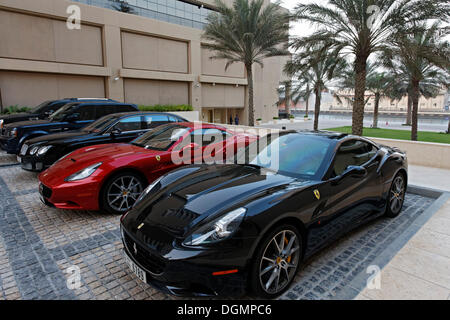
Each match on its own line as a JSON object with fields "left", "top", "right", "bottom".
{"left": 124, "top": 251, "right": 147, "bottom": 283}
{"left": 17, "top": 156, "right": 21, "bottom": 163}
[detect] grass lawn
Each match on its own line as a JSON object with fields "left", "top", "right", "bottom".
{"left": 325, "top": 126, "right": 450, "bottom": 144}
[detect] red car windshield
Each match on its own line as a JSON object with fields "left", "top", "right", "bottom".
{"left": 132, "top": 124, "right": 190, "bottom": 150}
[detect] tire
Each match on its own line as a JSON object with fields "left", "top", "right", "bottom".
{"left": 250, "top": 224, "right": 302, "bottom": 298}
{"left": 101, "top": 171, "right": 147, "bottom": 215}
{"left": 384, "top": 172, "right": 406, "bottom": 218}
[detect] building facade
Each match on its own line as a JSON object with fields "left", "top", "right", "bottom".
{"left": 0, "top": 0, "right": 288, "bottom": 124}
{"left": 332, "top": 89, "right": 449, "bottom": 113}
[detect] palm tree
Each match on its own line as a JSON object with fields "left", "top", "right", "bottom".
{"left": 285, "top": 45, "right": 346, "bottom": 130}
{"left": 278, "top": 80, "right": 292, "bottom": 115}
{"left": 277, "top": 80, "right": 313, "bottom": 117}
{"left": 336, "top": 62, "right": 391, "bottom": 128}
{"left": 111, "top": 0, "right": 135, "bottom": 13}
{"left": 202, "top": 0, "right": 290, "bottom": 126}
{"left": 292, "top": 0, "right": 448, "bottom": 136}
{"left": 383, "top": 23, "right": 450, "bottom": 140}
{"left": 366, "top": 72, "right": 393, "bottom": 128}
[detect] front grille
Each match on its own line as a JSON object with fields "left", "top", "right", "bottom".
{"left": 124, "top": 232, "right": 166, "bottom": 275}
{"left": 20, "top": 144, "right": 28, "bottom": 155}
{"left": 39, "top": 183, "right": 52, "bottom": 198}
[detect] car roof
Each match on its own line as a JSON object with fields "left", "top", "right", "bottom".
{"left": 176, "top": 122, "right": 227, "bottom": 130}
{"left": 62, "top": 101, "right": 136, "bottom": 107}
{"left": 109, "top": 111, "right": 186, "bottom": 118}
{"left": 285, "top": 129, "right": 349, "bottom": 140}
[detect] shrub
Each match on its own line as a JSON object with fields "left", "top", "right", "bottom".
{"left": 256, "top": 118, "right": 262, "bottom": 121}
{"left": 273, "top": 116, "right": 279, "bottom": 120}
{"left": 289, "top": 114, "right": 295, "bottom": 119}
{"left": 304, "top": 114, "right": 308, "bottom": 118}
{"left": 1, "top": 105, "right": 31, "bottom": 114}
{"left": 138, "top": 104, "right": 193, "bottom": 112}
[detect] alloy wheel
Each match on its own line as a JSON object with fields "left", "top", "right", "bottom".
{"left": 106, "top": 175, "right": 143, "bottom": 212}
{"left": 390, "top": 175, "right": 405, "bottom": 214}
{"left": 259, "top": 230, "right": 300, "bottom": 295}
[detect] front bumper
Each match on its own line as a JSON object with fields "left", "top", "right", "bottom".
{"left": 121, "top": 227, "right": 249, "bottom": 297}
{"left": 38, "top": 177, "right": 101, "bottom": 211}
{"left": 0, "top": 136, "right": 19, "bottom": 154}
{"left": 20, "top": 155, "right": 48, "bottom": 172}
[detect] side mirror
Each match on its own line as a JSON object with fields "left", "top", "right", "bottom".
{"left": 110, "top": 128, "right": 122, "bottom": 136}
{"left": 331, "top": 165, "right": 367, "bottom": 185}
{"left": 65, "top": 113, "right": 80, "bottom": 122}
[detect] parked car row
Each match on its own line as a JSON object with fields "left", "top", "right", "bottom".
{"left": 1, "top": 98, "right": 408, "bottom": 298}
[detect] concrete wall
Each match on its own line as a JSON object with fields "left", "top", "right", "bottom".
{"left": 0, "top": 71, "right": 105, "bottom": 107}
{"left": 0, "top": 0, "right": 286, "bottom": 124}
{"left": 123, "top": 78, "right": 189, "bottom": 105}
{"left": 370, "top": 138, "right": 450, "bottom": 170}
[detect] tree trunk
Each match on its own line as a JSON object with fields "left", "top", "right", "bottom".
{"left": 305, "top": 96, "right": 309, "bottom": 117}
{"left": 284, "top": 81, "right": 291, "bottom": 116}
{"left": 447, "top": 118, "right": 450, "bottom": 134}
{"left": 314, "top": 87, "right": 321, "bottom": 131}
{"left": 246, "top": 64, "right": 255, "bottom": 126}
{"left": 372, "top": 93, "right": 380, "bottom": 128}
{"left": 352, "top": 56, "right": 367, "bottom": 136}
{"left": 411, "top": 79, "right": 420, "bottom": 141}
{"left": 406, "top": 92, "right": 412, "bottom": 125}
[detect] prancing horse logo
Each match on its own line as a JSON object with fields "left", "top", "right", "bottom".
{"left": 313, "top": 189, "right": 320, "bottom": 200}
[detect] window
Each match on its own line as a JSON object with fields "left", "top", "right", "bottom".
{"left": 78, "top": 105, "right": 96, "bottom": 120}
{"left": 41, "top": 102, "right": 65, "bottom": 114}
{"left": 188, "top": 128, "right": 230, "bottom": 146}
{"left": 239, "top": 133, "right": 332, "bottom": 178}
{"left": 95, "top": 105, "right": 115, "bottom": 119}
{"left": 133, "top": 124, "right": 189, "bottom": 150}
{"left": 114, "top": 116, "right": 143, "bottom": 132}
{"left": 144, "top": 114, "right": 169, "bottom": 129}
{"left": 332, "top": 140, "right": 378, "bottom": 176}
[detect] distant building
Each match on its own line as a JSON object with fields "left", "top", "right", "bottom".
{"left": 332, "top": 89, "right": 448, "bottom": 112}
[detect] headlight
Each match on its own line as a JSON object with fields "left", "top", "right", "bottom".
{"left": 183, "top": 207, "right": 246, "bottom": 246}
{"left": 37, "top": 146, "right": 52, "bottom": 156}
{"left": 134, "top": 177, "right": 162, "bottom": 205}
{"left": 29, "top": 146, "right": 39, "bottom": 155}
{"left": 0, "top": 119, "right": 3, "bottom": 129}
{"left": 65, "top": 162, "right": 102, "bottom": 182}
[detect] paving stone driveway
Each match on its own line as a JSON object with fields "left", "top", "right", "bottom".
{"left": 0, "top": 152, "right": 435, "bottom": 300}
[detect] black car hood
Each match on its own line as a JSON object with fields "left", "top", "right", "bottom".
{"left": 0, "top": 113, "right": 39, "bottom": 123}
{"left": 127, "top": 164, "right": 310, "bottom": 240}
{"left": 4, "top": 119, "right": 53, "bottom": 129}
{"left": 26, "top": 130, "right": 95, "bottom": 145}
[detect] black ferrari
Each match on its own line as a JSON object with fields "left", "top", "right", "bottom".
{"left": 120, "top": 131, "right": 408, "bottom": 298}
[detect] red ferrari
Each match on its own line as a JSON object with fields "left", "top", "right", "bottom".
{"left": 38, "top": 122, "right": 257, "bottom": 214}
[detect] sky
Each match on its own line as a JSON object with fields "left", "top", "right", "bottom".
{"left": 275, "top": 0, "right": 327, "bottom": 38}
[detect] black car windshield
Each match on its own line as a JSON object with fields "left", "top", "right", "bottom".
{"left": 82, "top": 114, "right": 118, "bottom": 133}
{"left": 239, "top": 133, "right": 334, "bottom": 179}
{"left": 48, "top": 104, "right": 77, "bottom": 121}
{"left": 31, "top": 100, "right": 53, "bottom": 113}
{"left": 132, "top": 124, "right": 190, "bottom": 150}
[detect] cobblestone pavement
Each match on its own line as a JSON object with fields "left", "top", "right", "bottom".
{"left": 0, "top": 152, "right": 435, "bottom": 300}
